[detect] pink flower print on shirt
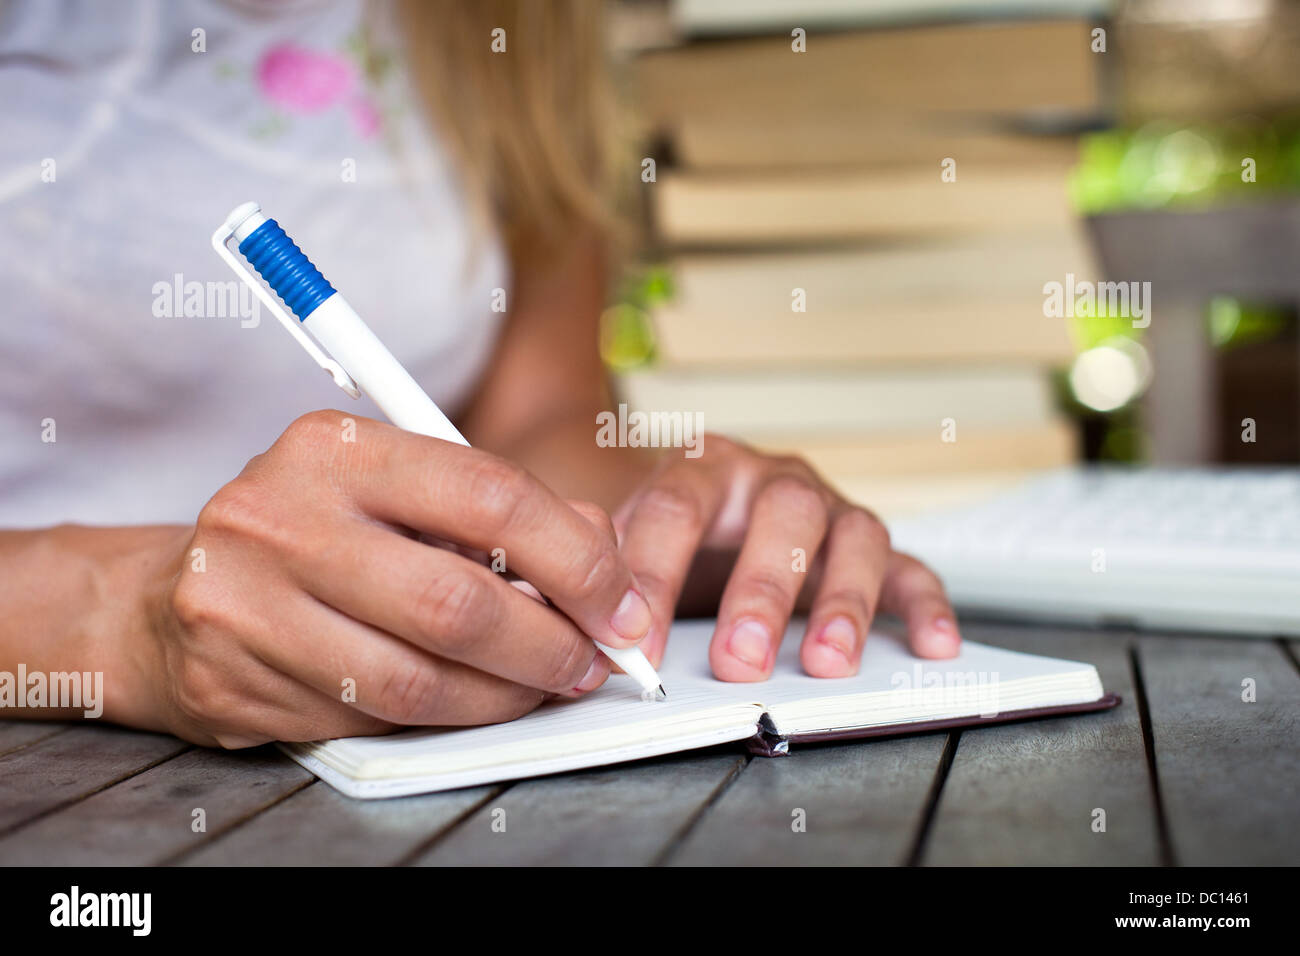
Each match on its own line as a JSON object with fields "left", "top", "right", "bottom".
{"left": 252, "top": 43, "right": 383, "bottom": 139}
{"left": 257, "top": 44, "right": 354, "bottom": 114}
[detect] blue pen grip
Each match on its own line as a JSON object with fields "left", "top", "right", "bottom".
{"left": 238, "top": 219, "right": 336, "bottom": 322}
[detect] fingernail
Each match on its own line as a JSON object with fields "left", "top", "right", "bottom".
{"left": 727, "top": 618, "right": 772, "bottom": 670}
{"left": 918, "top": 617, "right": 961, "bottom": 657}
{"left": 804, "top": 615, "right": 857, "bottom": 677}
{"left": 817, "top": 616, "right": 857, "bottom": 660}
{"left": 571, "top": 654, "right": 609, "bottom": 694}
{"left": 609, "top": 589, "right": 652, "bottom": 642}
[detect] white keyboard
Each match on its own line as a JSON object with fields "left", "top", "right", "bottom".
{"left": 888, "top": 467, "right": 1300, "bottom": 636}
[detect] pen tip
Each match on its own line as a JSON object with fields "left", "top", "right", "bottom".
{"left": 655, "top": 684, "right": 667, "bottom": 701}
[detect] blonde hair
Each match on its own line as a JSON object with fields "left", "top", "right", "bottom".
{"left": 397, "top": 0, "right": 616, "bottom": 266}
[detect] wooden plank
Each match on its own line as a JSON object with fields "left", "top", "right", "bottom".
{"left": 667, "top": 734, "right": 948, "bottom": 866}
{"left": 0, "top": 720, "right": 72, "bottom": 757}
{"left": 1137, "top": 634, "right": 1300, "bottom": 865}
{"left": 921, "top": 624, "right": 1159, "bottom": 865}
{"left": 182, "top": 778, "right": 501, "bottom": 866}
{"left": 415, "top": 750, "right": 747, "bottom": 866}
{"left": 0, "top": 746, "right": 312, "bottom": 865}
{"left": 0, "top": 725, "right": 187, "bottom": 837}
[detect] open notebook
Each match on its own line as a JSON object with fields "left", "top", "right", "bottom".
{"left": 283, "top": 619, "right": 1117, "bottom": 798}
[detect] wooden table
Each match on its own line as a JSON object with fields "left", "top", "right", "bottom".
{"left": 2, "top": 621, "right": 1296, "bottom": 866}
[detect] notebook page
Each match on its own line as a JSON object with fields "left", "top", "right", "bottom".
{"left": 657, "top": 619, "right": 1104, "bottom": 733}
{"left": 286, "top": 667, "right": 763, "bottom": 789}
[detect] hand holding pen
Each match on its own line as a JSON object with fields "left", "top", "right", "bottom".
{"left": 212, "top": 202, "right": 665, "bottom": 701}
{"left": 145, "top": 407, "right": 658, "bottom": 748}
{"left": 96, "top": 201, "right": 670, "bottom": 749}
{"left": 118, "top": 204, "right": 666, "bottom": 749}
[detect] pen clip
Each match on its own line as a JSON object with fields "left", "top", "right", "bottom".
{"left": 211, "top": 220, "right": 362, "bottom": 400}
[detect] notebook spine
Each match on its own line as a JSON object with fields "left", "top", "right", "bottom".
{"left": 746, "top": 713, "right": 790, "bottom": 757}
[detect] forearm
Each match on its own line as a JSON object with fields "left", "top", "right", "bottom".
{"left": 492, "top": 409, "right": 660, "bottom": 512}
{"left": 454, "top": 229, "right": 665, "bottom": 511}
{"left": 0, "top": 524, "right": 186, "bottom": 727}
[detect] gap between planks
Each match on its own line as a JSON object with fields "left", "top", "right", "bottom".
{"left": 650, "top": 754, "right": 752, "bottom": 867}
{"left": 904, "top": 732, "right": 960, "bottom": 866}
{"left": 0, "top": 741, "right": 193, "bottom": 841}
{"left": 1128, "top": 642, "right": 1175, "bottom": 866}
{"left": 160, "top": 774, "right": 319, "bottom": 866}
{"left": 393, "top": 784, "right": 511, "bottom": 866}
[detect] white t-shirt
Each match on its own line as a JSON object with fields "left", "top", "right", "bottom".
{"left": 0, "top": 0, "right": 507, "bottom": 527}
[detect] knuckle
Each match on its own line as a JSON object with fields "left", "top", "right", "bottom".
{"left": 168, "top": 568, "right": 246, "bottom": 641}
{"left": 197, "top": 479, "right": 287, "bottom": 546}
{"left": 489, "top": 686, "right": 547, "bottom": 723}
{"left": 543, "top": 639, "right": 592, "bottom": 693}
{"left": 761, "top": 475, "right": 826, "bottom": 521}
{"left": 740, "top": 567, "right": 797, "bottom": 613}
{"left": 467, "top": 456, "right": 536, "bottom": 535}
{"left": 840, "top": 506, "right": 891, "bottom": 552}
{"left": 172, "top": 658, "right": 226, "bottom": 725}
{"left": 376, "top": 664, "right": 443, "bottom": 725}
{"left": 629, "top": 568, "right": 672, "bottom": 604}
{"left": 569, "top": 540, "right": 620, "bottom": 602}
{"left": 281, "top": 409, "right": 342, "bottom": 449}
{"left": 817, "top": 586, "right": 874, "bottom": 621}
{"left": 416, "top": 571, "right": 485, "bottom": 652}
{"left": 637, "top": 485, "right": 703, "bottom": 528}
{"left": 770, "top": 453, "right": 820, "bottom": 484}
{"left": 567, "top": 498, "right": 610, "bottom": 524}
{"left": 896, "top": 553, "right": 942, "bottom": 592}
{"left": 169, "top": 572, "right": 215, "bottom": 632}
{"left": 195, "top": 482, "right": 249, "bottom": 536}
{"left": 704, "top": 433, "right": 743, "bottom": 459}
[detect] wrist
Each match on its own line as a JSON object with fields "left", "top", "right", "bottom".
{"left": 23, "top": 524, "right": 191, "bottom": 731}
{"left": 102, "top": 524, "right": 192, "bottom": 732}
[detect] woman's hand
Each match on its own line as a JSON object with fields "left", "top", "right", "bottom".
{"left": 140, "top": 411, "right": 653, "bottom": 748}
{"left": 613, "top": 435, "right": 961, "bottom": 681}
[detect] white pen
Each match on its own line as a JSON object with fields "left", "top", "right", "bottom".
{"left": 212, "top": 201, "right": 667, "bottom": 702}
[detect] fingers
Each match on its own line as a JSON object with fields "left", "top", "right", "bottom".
{"left": 878, "top": 552, "right": 962, "bottom": 659}
{"left": 799, "top": 507, "right": 893, "bottom": 678}
{"left": 566, "top": 498, "right": 619, "bottom": 543}
{"left": 615, "top": 470, "right": 727, "bottom": 666}
{"left": 316, "top": 416, "right": 652, "bottom": 650}
{"left": 163, "top": 639, "right": 394, "bottom": 748}
{"left": 247, "top": 590, "right": 564, "bottom": 728}
{"left": 281, "top": 519, "right": 611, "bottom": 696}
{"left": 709, "top": 476, "right": 831, "bottom": 681}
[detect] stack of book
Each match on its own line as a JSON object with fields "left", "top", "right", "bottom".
{"left": 616, "top": 1, "right": 1110, "bottom": 517}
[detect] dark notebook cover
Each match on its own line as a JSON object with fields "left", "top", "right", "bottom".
{"left": 745, "top": 693, "right": 1122, "bottom": 756}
